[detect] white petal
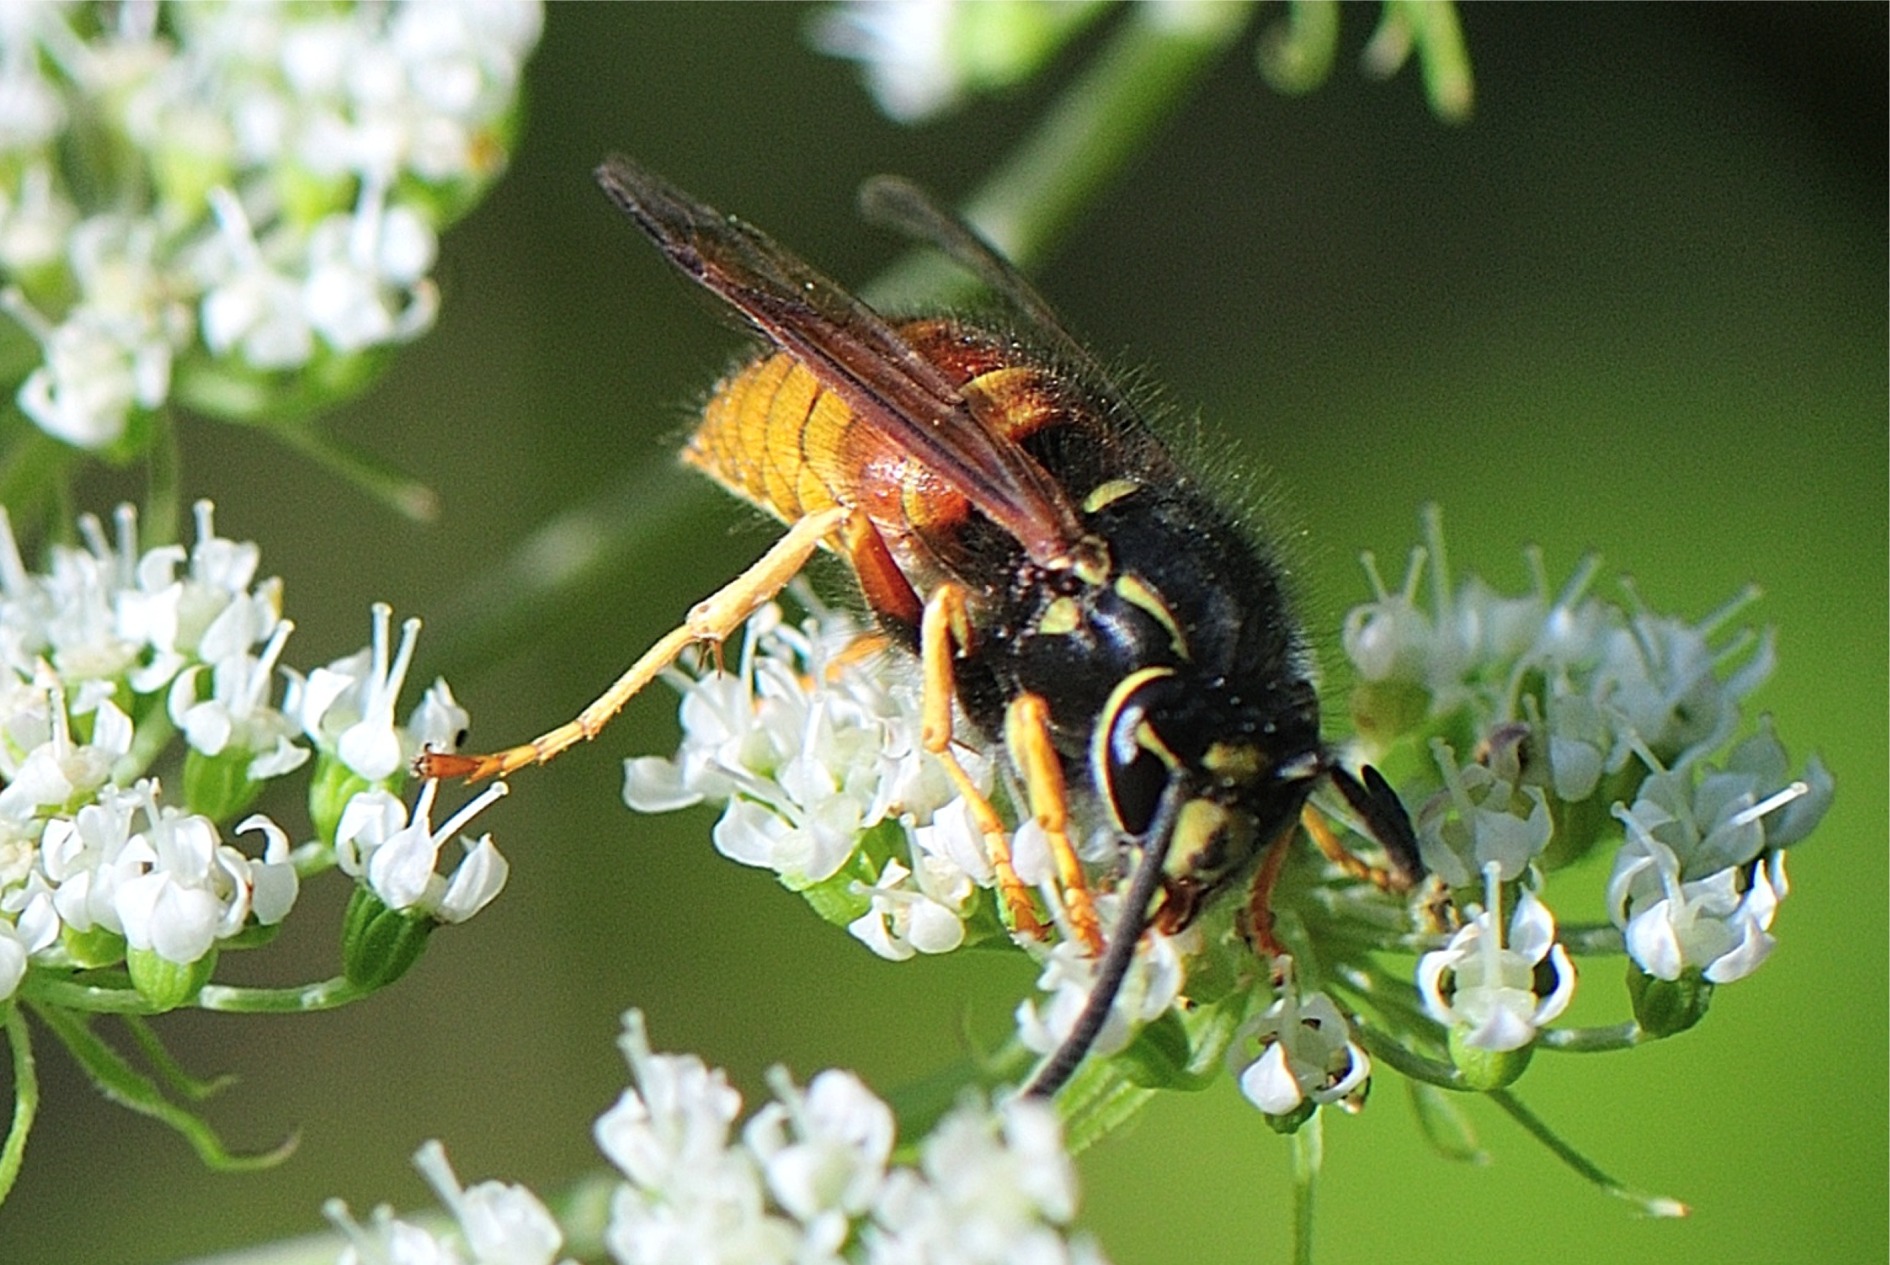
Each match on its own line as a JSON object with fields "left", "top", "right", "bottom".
{"left": 848, "top": 907, "right": 913, "bottom": 961}
{"left": 711, "top": 799, "right": 786, "bottom": 869}
{"left": 1624, "top": 902, "right": 1685, "bottom": 981}
{"left": 367, "top": 826, "right": 439, "bottom": 911}
{"left": 437, "top": 836, "right": 508, "bottom": 923}
{"left": 623, "top": 756, "right": 706, "bottom": 813}
{"left": 903, "top": 897, "right": 965, "bottom": 955}
{"left": 338, "top": 717, "right": 403, "bottom": 781}
{"left": 1237, "top": 1042, "right": 1305, "bottom": 1115}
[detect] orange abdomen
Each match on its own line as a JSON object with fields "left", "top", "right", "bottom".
{"left": 683, "top": 319, "right": 1073, "bottom": 567}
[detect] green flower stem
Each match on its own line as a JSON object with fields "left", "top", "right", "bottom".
{"left": 28, "top": 1000, "right": 297, "bottom": 1171}
{"left": 168, "top": 1228, "right": 347, "bottom": 1265}
{"left": 145, "top": 405, "right": 182, "bottom": 546}
{"left": 123, "top": 706, "right": 179, "bottom": 783}
{"left": 864, "top": 1, "right": 1251, "bottom": 309}
{"left": 0, "top": 1007, "right": 37, "bottom": 1207}
{"left": 22, "top": 974, "right": 159, "bottom": 1014}
{"left": 123, "top": 1014, "right": 236, "bottom": 1100}
{"left": 268, "top": 421, "right": 439, "bottom": 524}
{"left": 1329, "top": 962, "right": 1445, "bottom": 1038}
{"left": 196, "top": 976, "right": 371, "bottom": 1014}
{"left": 1537, "top": 1022, "right": 1645, "bottom": 1053}
{"left": 21, "top": 973, "right": 370, "bottom": 1015}
{"left": 1289, "top": 1107, "right": 1323, "bottom": 1265}
{"left": 1352, "top": 1020, "right": 1465, "bottom": 1090}
{"left": 423, "top": 463, "right": 711, "bottom": 679}
{"left": 1487, "top": 1089, "right": 1689, "bottom": 1218}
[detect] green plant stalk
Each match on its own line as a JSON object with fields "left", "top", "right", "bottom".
{"left": 865, "top": 2, "right": 1250, "bottom": 308}
{"left": 0, "top": 1008, "right": 36, "bottom": 1206}
{"left": 1290, "top": 1108, "right": 1323, "bottom": 1265}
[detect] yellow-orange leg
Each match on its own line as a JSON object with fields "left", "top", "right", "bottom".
{"left": 918, "top": 584, "right": 1045, "bottom": 940}
{"left": 1005, "top": 694, "right": 1104, "bottom": 954}
{"left": 419, "top": 506, "right": 853, "bottom": 782}
{"left": 821, "top": 632, "right": 892, "bottom": 683}
{"left": 1300, "top": 802, "right": 1408, "bottom": 892}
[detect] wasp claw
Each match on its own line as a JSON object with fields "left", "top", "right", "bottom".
{"left": 414, "top": 749, "right": 498, "bottom": 783}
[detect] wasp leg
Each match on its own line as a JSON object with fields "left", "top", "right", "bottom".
{"left": 1005, "top": 694, "right": 1104, "bottom": 954}
{"left": 419, "top": 506, "right": 853, "bottom": 782}
{"left": 820, "top": 631, "right": 892, "bottom": 683}
{"left": 919, "top": 584, "right": 1046, "bottom": 940}
{"left": 1243, "top": 815, "right": 1301, "bottom": 958}
{"left": 1300, "top": 797, "right": 1418, "bottom": 893}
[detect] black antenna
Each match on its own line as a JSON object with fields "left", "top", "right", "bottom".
{"left": 1022, "top": 776, "right": 1190, "bottom": 1099}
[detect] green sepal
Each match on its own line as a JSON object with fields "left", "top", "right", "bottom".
{"left": 1626, "top": 963, "right": 1713, "bottom": 1038}
{"left": 1446, "top": 1025, "right": 1534, "bottom": 1091}
{"left": 340, "top": 885, "right": 433, "bottom": 990}
{"left": 308, "top": 752, "right": 376, "bottom": 849}
{"left": 1265, "top": 1096, "right": 1318, "bottom": 1135}
{"left": 126, "top": 947, "right": 218, "bottom": 1012}
{"left": 61, "top": 924, "right": 127, "bottom": 970}
{"left": 181, "top": 746, "right": 264, "bottom": 822}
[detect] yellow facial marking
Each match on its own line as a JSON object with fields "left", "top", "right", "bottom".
{"left": 1113, "top": 573, "right": 1189, "bottom": 659}
{"left": 1166, "top": 798, "right": 1233, "bottom": 878}
{"left": 1202, "top": 741, "right": 1262, "bottom": 783}
{"left": 1037, "top": 595, "right": 1082, "bottom": 636}
{"left": 1082, "top": 478, "right": 1140, "bottom": 515}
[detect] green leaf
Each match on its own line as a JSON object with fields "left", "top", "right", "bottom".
{"left": 29, "top": 1001, "right": 296, "bottom": 1171}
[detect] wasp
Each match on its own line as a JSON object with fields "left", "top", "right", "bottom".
{"left": 420, "top": 157, "right": 1419, "bottom": 1098}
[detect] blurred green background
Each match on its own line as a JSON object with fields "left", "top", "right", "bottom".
{"left": 4, "top": 5, "right": 1883, "bottom": 1263}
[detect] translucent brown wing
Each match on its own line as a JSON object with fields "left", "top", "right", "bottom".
{"left": 596, "top": 155, "right": 1085, "bottom": 566}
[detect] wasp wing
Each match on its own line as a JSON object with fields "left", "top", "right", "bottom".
{"left": 597, "top": 156, "right": 1085, "bottom": 566}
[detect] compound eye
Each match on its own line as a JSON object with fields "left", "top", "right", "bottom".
{"left": 1099, "top": 697, "right": 1171, "bottom": 837}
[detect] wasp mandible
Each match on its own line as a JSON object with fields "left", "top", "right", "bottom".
{"left": 420, "top": 157, "right": 1420, "bottom": 1098}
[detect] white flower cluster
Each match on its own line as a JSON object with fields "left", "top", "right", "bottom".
{"left": 328, "top": 1139, "right": 573, "bottom": 1265}
{"left": 597, "top": 1011, "right": 1108, "bottom": 1265}
{"left": 623, "top": 601, "right": 986, "bottom": 940}
{"left": 1606, "top": 720, "right": 1824, "bottom": 985}
{"left": 622, "top": 597, "right": 1192, "bottom": 1064}
{"left": 1345, "top": 530, "right": 1831, "bottom": 1049}
{"left": 328, "top": 1013, "right": 1110, "bottom": 1265}
{"left": 0, "top": 500, "right": 501, "bottom": 1003}
{"left": 0, "top": 0, "right": 542, "bottom": 448}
